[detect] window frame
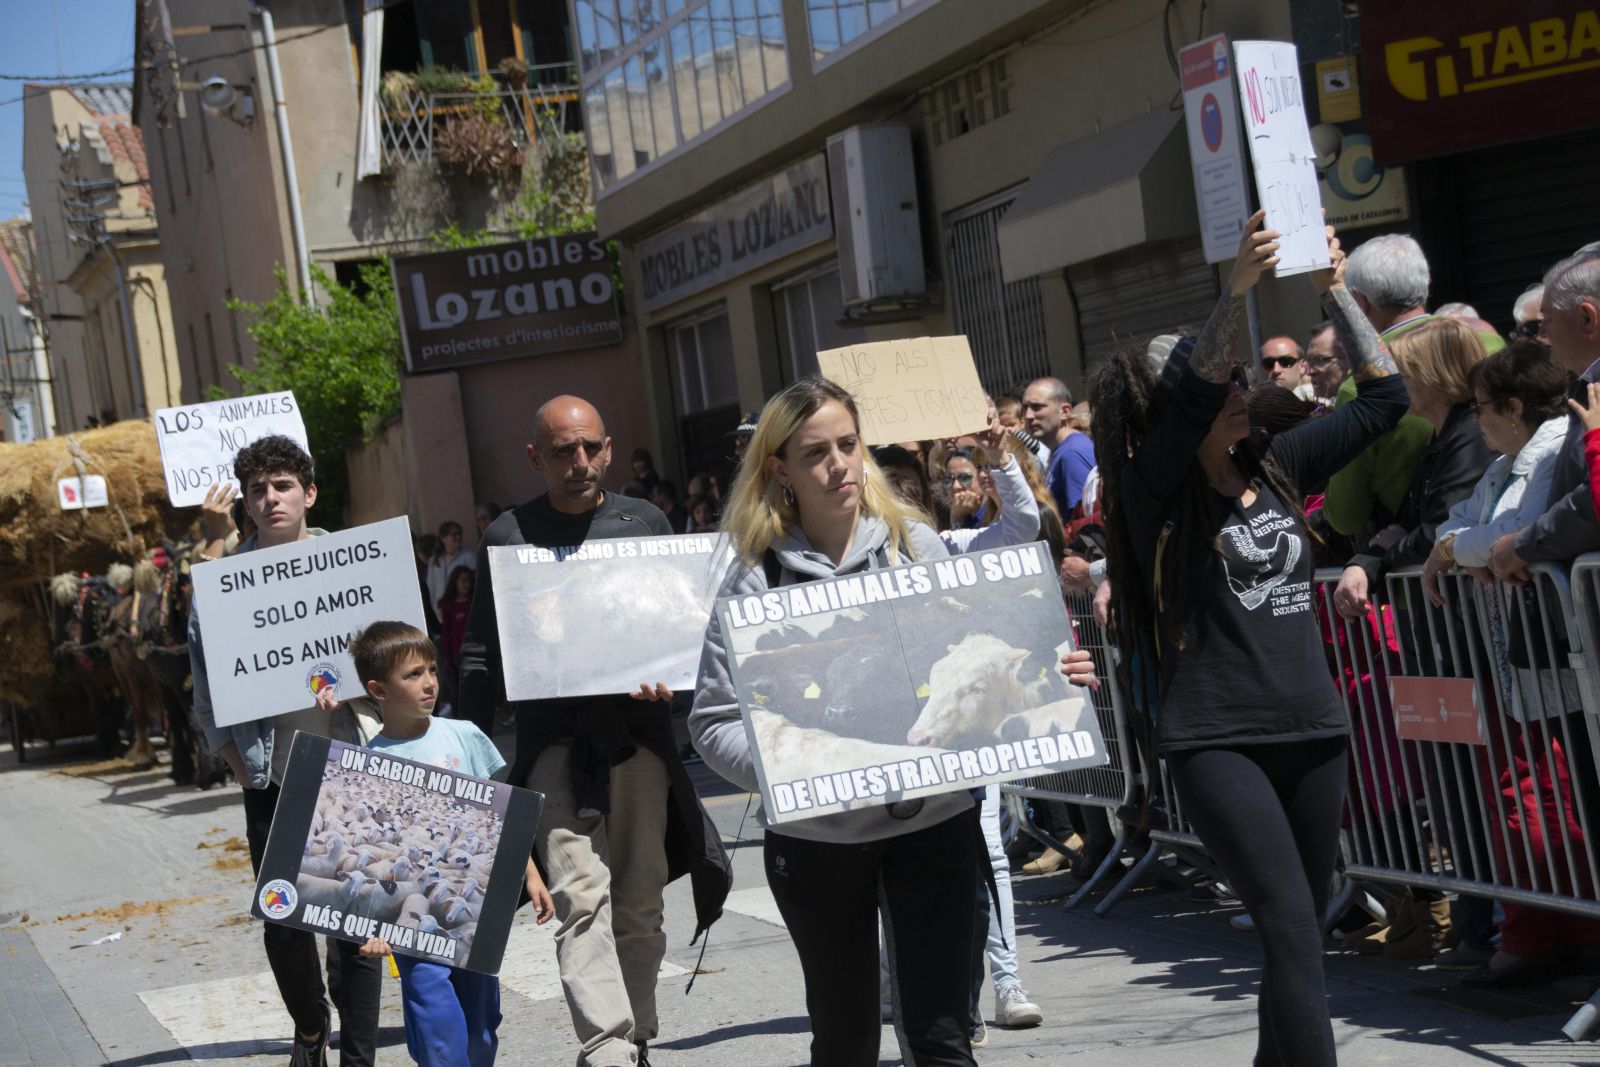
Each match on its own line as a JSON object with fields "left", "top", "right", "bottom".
{"left": 807, "top": 0, "right": 942, "bottom": 73}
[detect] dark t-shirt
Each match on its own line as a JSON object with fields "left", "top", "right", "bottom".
{"left": 1155, "top": 481, "right": 1347, "bottom": 750}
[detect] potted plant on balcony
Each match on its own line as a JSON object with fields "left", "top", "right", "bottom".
{"left": 435, "top": 112, "right": 522, "bottom": 180}
{"left": 498, "top": 56, "right": 529, "bottom": 91}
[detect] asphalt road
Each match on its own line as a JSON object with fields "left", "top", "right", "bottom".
{"left": 0, "top": 729, "right": 1593, "bottom": 1067}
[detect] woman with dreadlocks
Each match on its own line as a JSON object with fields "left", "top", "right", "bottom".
{"left": 1089, "top": 210, "right": 1409, "bottom": 1067}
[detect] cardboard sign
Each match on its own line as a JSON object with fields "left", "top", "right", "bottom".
{"left": 816, "top": 336, "right": 989, "bottom": 446}
{"left": 1233, "top": 40, "right": 1330, "bottom": 277}
{"left": 154, "top": 392, "right": 310, "bottom": 507}
{"left": 252, "top": 732, "right": 542, "bottom": 975}
{"left": 192, "top": 517, "right": 427, "bottom": 726}
{"left": 1180, "top": 34, "right": 1253, "bottom": 264}
{"left": 1389, "top": 676, "right": 1487, "bottom": 746}
{"left": 719, "top": 542, "right": 1107, "bottom": 824}
{"left": 489, "top": 534, "right": 734, "bottom": 699}
{"left": 57, "top": 475, "right": 108, "bottom": 511}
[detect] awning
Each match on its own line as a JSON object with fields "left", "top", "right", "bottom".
{"left": 997, "top": 109, "right": 1199, "bottom": 282}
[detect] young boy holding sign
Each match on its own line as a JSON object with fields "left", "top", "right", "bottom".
{"left": 349, "top": 621, "right": 555, "bottom": 1067}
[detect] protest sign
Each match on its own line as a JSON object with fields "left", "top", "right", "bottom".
{"left": 192, "top": 517, "right": 426, "bottom": 726}
{"left": 153, "top": 391, "right": 310, "bottom": 507}
{"left": 1233, "top": 41, "right": 1329, "bottom": 277}
{"left": 816, "top": 336, "right": 989, "bottom": 445}
{"left": 718, "top": 542, "right": 1106, "bottom": 824}
{"left": 252, "top": 732, "right": 542, "bottom": 975}
{"left": 490, "top": 534, "right": 734, "bottom": 698}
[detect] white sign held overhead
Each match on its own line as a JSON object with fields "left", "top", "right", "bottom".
{"left": 154, "top": 391, "right": 310, "bottom": 508}
{"left": 191, "top": 517, "right": 427, "bottom": 727}
{"left": 1233, "top": 40, "right": 1329, "bottom": 278}
{"left": 1179, "top": 34, "right": 1252, "bottom": 265}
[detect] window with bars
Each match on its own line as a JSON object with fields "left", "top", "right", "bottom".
{"left": 805, "top": 0, "right": 939, "bottom": 66}
{"left": 575, "top": 0, "right": 789, "bottom": 191}
{"left": 944, "top": 196, "right": 1049, "bottom": 395}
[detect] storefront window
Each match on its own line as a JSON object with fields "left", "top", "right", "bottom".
{"left": 806, "top": 0, "right": 939, "bottom": 66}
{"left": 773, "top": 263, "right": 852, "bottom": 384}
{"left": 574, "top": 0, "right": 790, "bottom": 193}
{"left": 671, "top": 308, "right": 739, "bottom": 414}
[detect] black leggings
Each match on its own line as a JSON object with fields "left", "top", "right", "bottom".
{"left": 765, "top": 809, "right": 980, "bottom": 1067}
{"left": 1167, "top": 738, "right": 1347, "bottom": 1067}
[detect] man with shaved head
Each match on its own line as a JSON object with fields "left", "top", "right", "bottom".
{"left": 1022, "top": 376, "right": 1095, "bottom": 517}
{"left": 459, "top": 395, "right": 730, "bottom": 1067}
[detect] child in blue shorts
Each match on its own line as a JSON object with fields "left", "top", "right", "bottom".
{"left": 348, "top": 621, "right": 554, "bottom": 1067}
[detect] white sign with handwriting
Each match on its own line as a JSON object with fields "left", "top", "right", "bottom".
{"left": 1234, "top": 40, "right": 1329, "bottom": 277}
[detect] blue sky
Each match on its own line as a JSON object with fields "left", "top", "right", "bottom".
{"left": 0, "top": 1, "right": 137, "bottom": 220}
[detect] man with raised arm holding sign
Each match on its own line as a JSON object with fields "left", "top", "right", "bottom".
{"left": 188, "top": 435, "right": 382, "bottom": 1067}
{"left": 458, "top": 396, "right": 730, "bottom": 1067}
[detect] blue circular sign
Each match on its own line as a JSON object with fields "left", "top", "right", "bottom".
{"left": 1201, "top": 93, "right": 1224, "bottom": 152}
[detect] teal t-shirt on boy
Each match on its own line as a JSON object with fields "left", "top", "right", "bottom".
{"left": 367, "top": 716, "right": 506, "bottom": 780}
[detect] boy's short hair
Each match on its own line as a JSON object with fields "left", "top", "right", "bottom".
{"left": 350, "top": 621, "right": 437, "bottom": 690}
{"left": 234, "top": 434, "right": 315, "bottom": 491}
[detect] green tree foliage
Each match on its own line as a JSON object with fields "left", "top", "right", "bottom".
{"left": 221, "top": 263, "right": 403, "bottom": 528}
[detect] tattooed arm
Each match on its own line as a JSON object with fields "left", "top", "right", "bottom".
{"left": 1322, "top": 284, "right": 1399, "bottom": 381}
{"left": 1191, "top": 209, "right": 1279, "bottom": 383}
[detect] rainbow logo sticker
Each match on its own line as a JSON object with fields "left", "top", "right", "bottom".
{"left": 259, "top": 879, "right": 297, "bottom": 919}
{"left": 306, "top": 662, "right": 341, "bottom": 697}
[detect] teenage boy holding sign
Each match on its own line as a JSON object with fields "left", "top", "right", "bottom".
{"left": 188, "top": 435, "right": 383, "bottom": 1067}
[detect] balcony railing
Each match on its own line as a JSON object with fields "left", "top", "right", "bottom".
{"left": 381, "top": 82, "right": 582, "bottom": 170}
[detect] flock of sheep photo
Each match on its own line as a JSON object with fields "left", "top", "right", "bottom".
{"left": 293, "top": 759, "right": 508, "bottom": 960}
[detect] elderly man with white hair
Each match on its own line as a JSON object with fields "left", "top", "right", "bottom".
{"left": 1512, "top": 284, "right": 1545, "bottom": 341}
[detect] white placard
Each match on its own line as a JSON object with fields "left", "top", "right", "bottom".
{"left": 1180, "top": 34, "right": 1252, "bottom": 264}
{"left": 154, "top": 391, "right": 310, "bottom": 507}
{"left": 192, "top": 517, "right": 426, "bottom": 726}
{"left": 58, "top": 475, "right": 108, "bottom": 510}
{"left": 6, "top": 398, "right": 36, "bottom": 444}
{"left": 490, "top": 534, "right": 734, "bottom": 699}
{"left": 1233, "top": 40, "right": 1329, "bottom": 277}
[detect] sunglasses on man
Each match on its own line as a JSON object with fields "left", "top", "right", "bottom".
{"left": 1262, "top": 356, "right": 1301, "bottom": 370}
{"left": 1510, "top": 320, "right": 1541, "bottom": 341}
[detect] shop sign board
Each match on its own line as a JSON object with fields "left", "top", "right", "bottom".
{"left": 391, "top": 234, "right": 623, "bottom": 374}
{"left": 636, "top": 155, "right": 832, "bottom": 312}
{"left": 1359, "top": 1, "right": 1600, "bottom": 162}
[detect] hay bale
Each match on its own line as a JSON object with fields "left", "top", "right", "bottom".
{"left": 0, "top": 420, "right": 192, "bottom": 586}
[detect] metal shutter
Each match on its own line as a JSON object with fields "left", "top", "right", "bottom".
{"left": 945, "top": 194, "right": 1050, "bottom": 395}
{"left": 1438, "top": 129, "right": 1600, "bottom": 330}
{"left": 1067, "top": 237, "right": 1220, "bottom": 370}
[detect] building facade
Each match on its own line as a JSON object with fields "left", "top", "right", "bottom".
{"left": 22, "top": 83, "right": 181, "bottom": 431}
{"left": 0, "top": 222, "right": 54, "bottom": 442}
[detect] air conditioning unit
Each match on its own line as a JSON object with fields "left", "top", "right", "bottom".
{"left": 827, "top": 124, "right": 927, "bottom": 308}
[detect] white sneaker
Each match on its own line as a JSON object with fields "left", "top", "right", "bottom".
{"left": 969, "top": 1015, "right": 989, "bottom": 1048}
{"left": 1230, "top": 912, "right": 1256, "bottom": 931}
{"left": 995, "top": 984, "right": 1043, "bottom": 1028}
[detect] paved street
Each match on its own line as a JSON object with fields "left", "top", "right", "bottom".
{"left": 1, "top": 731, "right": 1596, "bottom": 1067}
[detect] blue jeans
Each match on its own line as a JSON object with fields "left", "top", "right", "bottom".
{"left": 394, "top": 955, "right": 502, "bottom": 1067}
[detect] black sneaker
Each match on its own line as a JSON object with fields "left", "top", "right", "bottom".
{"left": 289, "top": 1002, "right": 330, "bottom": 1067}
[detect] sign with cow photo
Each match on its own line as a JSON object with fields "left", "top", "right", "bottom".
{"left": 252, "top": 732, "right": 543, "bottom": 975}
{"left": 489, "top": 534, "right": 735, "bottom": 699}
{"left": 718, "top": 542, "right": 1106, "bottom": 824}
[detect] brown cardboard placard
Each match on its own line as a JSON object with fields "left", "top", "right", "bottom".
{"left": 816, "top": 335, "right": 990, "bottom": 445}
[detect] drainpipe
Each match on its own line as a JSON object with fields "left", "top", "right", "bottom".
{"left": 251, "top": 3, "right": 314, "bottom": 302}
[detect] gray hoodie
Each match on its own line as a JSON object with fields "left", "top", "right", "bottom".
{"left": 689, "top": 514, "right": 975, "bottom": 844}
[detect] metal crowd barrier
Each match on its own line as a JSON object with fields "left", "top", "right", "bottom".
{"left": 1001, "top": 586, "right": 1139, "bottom": 908}
{"left": 1324, "top": 563, "right": 1600, "bottom": 922}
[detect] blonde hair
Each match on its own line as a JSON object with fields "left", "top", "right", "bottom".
{"left": 721, "top": 376, "right": 926, "bottom": 566}
{"left": 1389, "top": 317, "right": 1487, "bottom": 406}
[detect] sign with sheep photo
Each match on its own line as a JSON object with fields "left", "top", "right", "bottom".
{"left": 489, "top": 533, "right": 735, "bottom": 698}
{"left": 720, "top": 542, "right": 1106, "bottom": 824}
{"left": 251, "top": 733, "right": 543, "bottom": 975}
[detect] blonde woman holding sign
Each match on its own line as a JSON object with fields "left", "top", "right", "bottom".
{"left": 688, "top": 376, "right": 1092, "bottom": 1066}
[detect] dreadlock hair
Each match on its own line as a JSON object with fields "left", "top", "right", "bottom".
{"left": 1088, "top": 344, "right": 1315, "bottom": 716}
